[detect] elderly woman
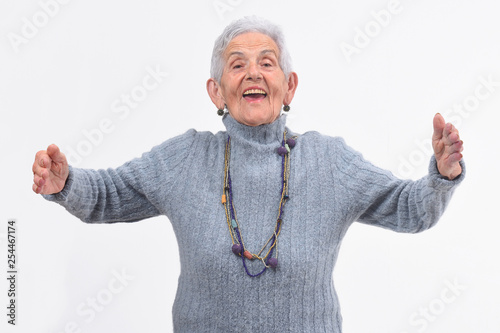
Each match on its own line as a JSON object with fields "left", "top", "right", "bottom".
{"left": 32, "top": 16, "right": 464, "bottom": 333}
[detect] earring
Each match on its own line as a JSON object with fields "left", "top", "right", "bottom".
{"left": 217, "top": 108, "right": 224, "bottom": 116}
{"left": 283, "top": 105, "right": 290, "bottom": 112}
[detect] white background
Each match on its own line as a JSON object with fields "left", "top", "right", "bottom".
{"left": 1, "top": 0, "right": 499, "bottom": 332}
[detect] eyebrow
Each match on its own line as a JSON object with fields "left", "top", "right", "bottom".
{"left": 227, "top": 49, "right": 278, "bottom": 59}
{"left": 260, "top": 49, "right": 277, "bottom": 57}
{"left": 227, "top": 51, "right": 244, "bottom": 59}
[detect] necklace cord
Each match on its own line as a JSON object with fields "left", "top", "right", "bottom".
{"left": 221, "top": 131, "right": 294, "bottom": 277}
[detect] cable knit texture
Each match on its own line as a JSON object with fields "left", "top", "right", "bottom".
{"left": 43, "top": 114, "right": 465, "bottom": 332}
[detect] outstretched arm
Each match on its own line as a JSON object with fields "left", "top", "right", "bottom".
{"left": 336, "top": 114, "right": 465, "bottom": 233}
{"left": 32, "top": 130, "right": 199, "bottom": 223}
{"left": 32, "top": 143, "right": 164, "bottom": 223}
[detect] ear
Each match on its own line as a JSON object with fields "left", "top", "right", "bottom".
{"left": 283, "top": 72, "right": 298, "bottom": 106}
{"left": 207, "top": 78, "right": 225, "bottom": 109}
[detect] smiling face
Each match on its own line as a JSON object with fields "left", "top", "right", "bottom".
{"left": 207, "top": 32, "right": 298, "bottom": 127}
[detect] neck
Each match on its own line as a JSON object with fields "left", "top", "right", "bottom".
{"left": 222, "top": 113, "right": 287, "bottom": 146}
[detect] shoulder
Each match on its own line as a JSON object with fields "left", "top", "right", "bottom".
{"left": 295, "top": 129, "right": 387, "bottom": 177}
{"left": 149, "top": 128, "right": 224, "bottom": 155}
{"left": 293, "top": 129, "right": 359, "bottom": 158}
{"left": 120, "top": 128, "right": 224, "bottom": 171}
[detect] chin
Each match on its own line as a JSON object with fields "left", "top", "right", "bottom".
{"left": 241, "top": 110, "right": 279, "bottom": 127}
{"left": 244, "top": 117, "right": 274, "bottom": 127}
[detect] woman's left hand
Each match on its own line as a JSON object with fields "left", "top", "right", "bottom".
{"left": 432, "top": 113, "right": 464, "bottom": 180}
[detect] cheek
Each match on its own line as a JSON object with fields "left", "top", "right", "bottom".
{"left": 270, "top": 84, "right": 287, "bottom": 103}
{"left": 222, "top": 79, "right": 243, "bottom": 102}
{"left": 221, "top": 88, "right": 236, "bottom": 104}
{"left": 270, "top": 76, "right": 288, "bottom": 95}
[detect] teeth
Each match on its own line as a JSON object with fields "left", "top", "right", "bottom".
{"left": 243, "top": 89, "right": 266, "bottom": 95}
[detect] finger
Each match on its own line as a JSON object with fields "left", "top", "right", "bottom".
{"left": 33, "top": 174, "right": 45, "bottom": 188}
{"left": 33, "top": 150, "right": 47, "bottom": 172}
{"left": 32, "top": 175, "right": 45, "bottom": 194}
{"left": 445, "top": 140, "right": 464, "bottom": 157}
{"left": 432, "top": 113, "right": 445, "bottom": 141}
{"left": 35, "top": 150, "right": 53, "bottom": 170}
{"left": 445, "top": 130, "right": 460, "bottom": 144}
{"left": 448, "top": 131, "right": 460, "bottom": 143}
{"left": 32, "top": 183, "right": 40, "bottom": 194}
{"left": 452, "top": 140, "right": 464, "bottom": 152}
{"left": 447, "top": 152, "right": 463, "bottom": 164}
{"left": 443, "top": 123, "right": 461, "bottom": 145}
{"left": 32, "top": 160, "right": 49, "bottom": 178}
{"left": 443, "top": 123, "right": 453, "bottom": 138}
{"left": 47, "top": 144, "right": 66, "bottom": 164}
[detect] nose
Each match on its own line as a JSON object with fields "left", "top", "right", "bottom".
{"left": 245, "top": 62, "right": 262, "bottom": 81}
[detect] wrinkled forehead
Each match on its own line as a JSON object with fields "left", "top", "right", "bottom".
{"left": 223, "top": 32, "right": 280, "bottom": 60}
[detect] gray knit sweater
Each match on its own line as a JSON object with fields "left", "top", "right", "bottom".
{"left": 44, "top": 114, "right": 465, "bottom": 332}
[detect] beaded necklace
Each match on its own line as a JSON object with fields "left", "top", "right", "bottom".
{"left": 221, "top": 131, "right": 296, "bottom": 277}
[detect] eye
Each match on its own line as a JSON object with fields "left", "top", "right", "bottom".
{"left": 231, "top": 61, "right": 245, "bottom": 70}
{"left": 261, "top": 58, "right": 275, "bottom": 68}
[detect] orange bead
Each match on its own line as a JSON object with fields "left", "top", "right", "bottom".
{"left": 243, "top": 251, "right": 253, "bottom": 260}
{"left": 221, "top": 194, "right": 226, "bottom": 204}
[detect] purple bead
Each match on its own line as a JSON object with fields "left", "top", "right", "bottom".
{"left": 268, "top": 257, "right": 278, "bottom": 268}
{"left": 286, "top": 138, "right": 296, "bottom": 148}
{"left": 232, "top": 244, "right": 242, "bottom": 255}
{"left": 277, "top": 146, "right": 287, "bottom": 156}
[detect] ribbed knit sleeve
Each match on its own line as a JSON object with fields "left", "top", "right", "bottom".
{"left": 42, "top": 129, "right": 199, "bottom": 223}
{"left": 330, "top": 137, "right": 465, "bottom": 233}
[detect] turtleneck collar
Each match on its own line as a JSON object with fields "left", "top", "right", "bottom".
{"left": 222, "top": 113, "right": 287, "bottom": 147}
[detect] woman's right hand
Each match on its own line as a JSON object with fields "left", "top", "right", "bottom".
{"left": 32, "top": 144, "right": 69, "bottom": 195}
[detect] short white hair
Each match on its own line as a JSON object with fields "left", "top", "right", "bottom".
{"left": 210, "top": 16, "right": 293, "bottom": 83}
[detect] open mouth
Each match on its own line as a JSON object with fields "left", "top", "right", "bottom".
{"left": 243, "top": 88, "right": 267, "bottom": 102}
